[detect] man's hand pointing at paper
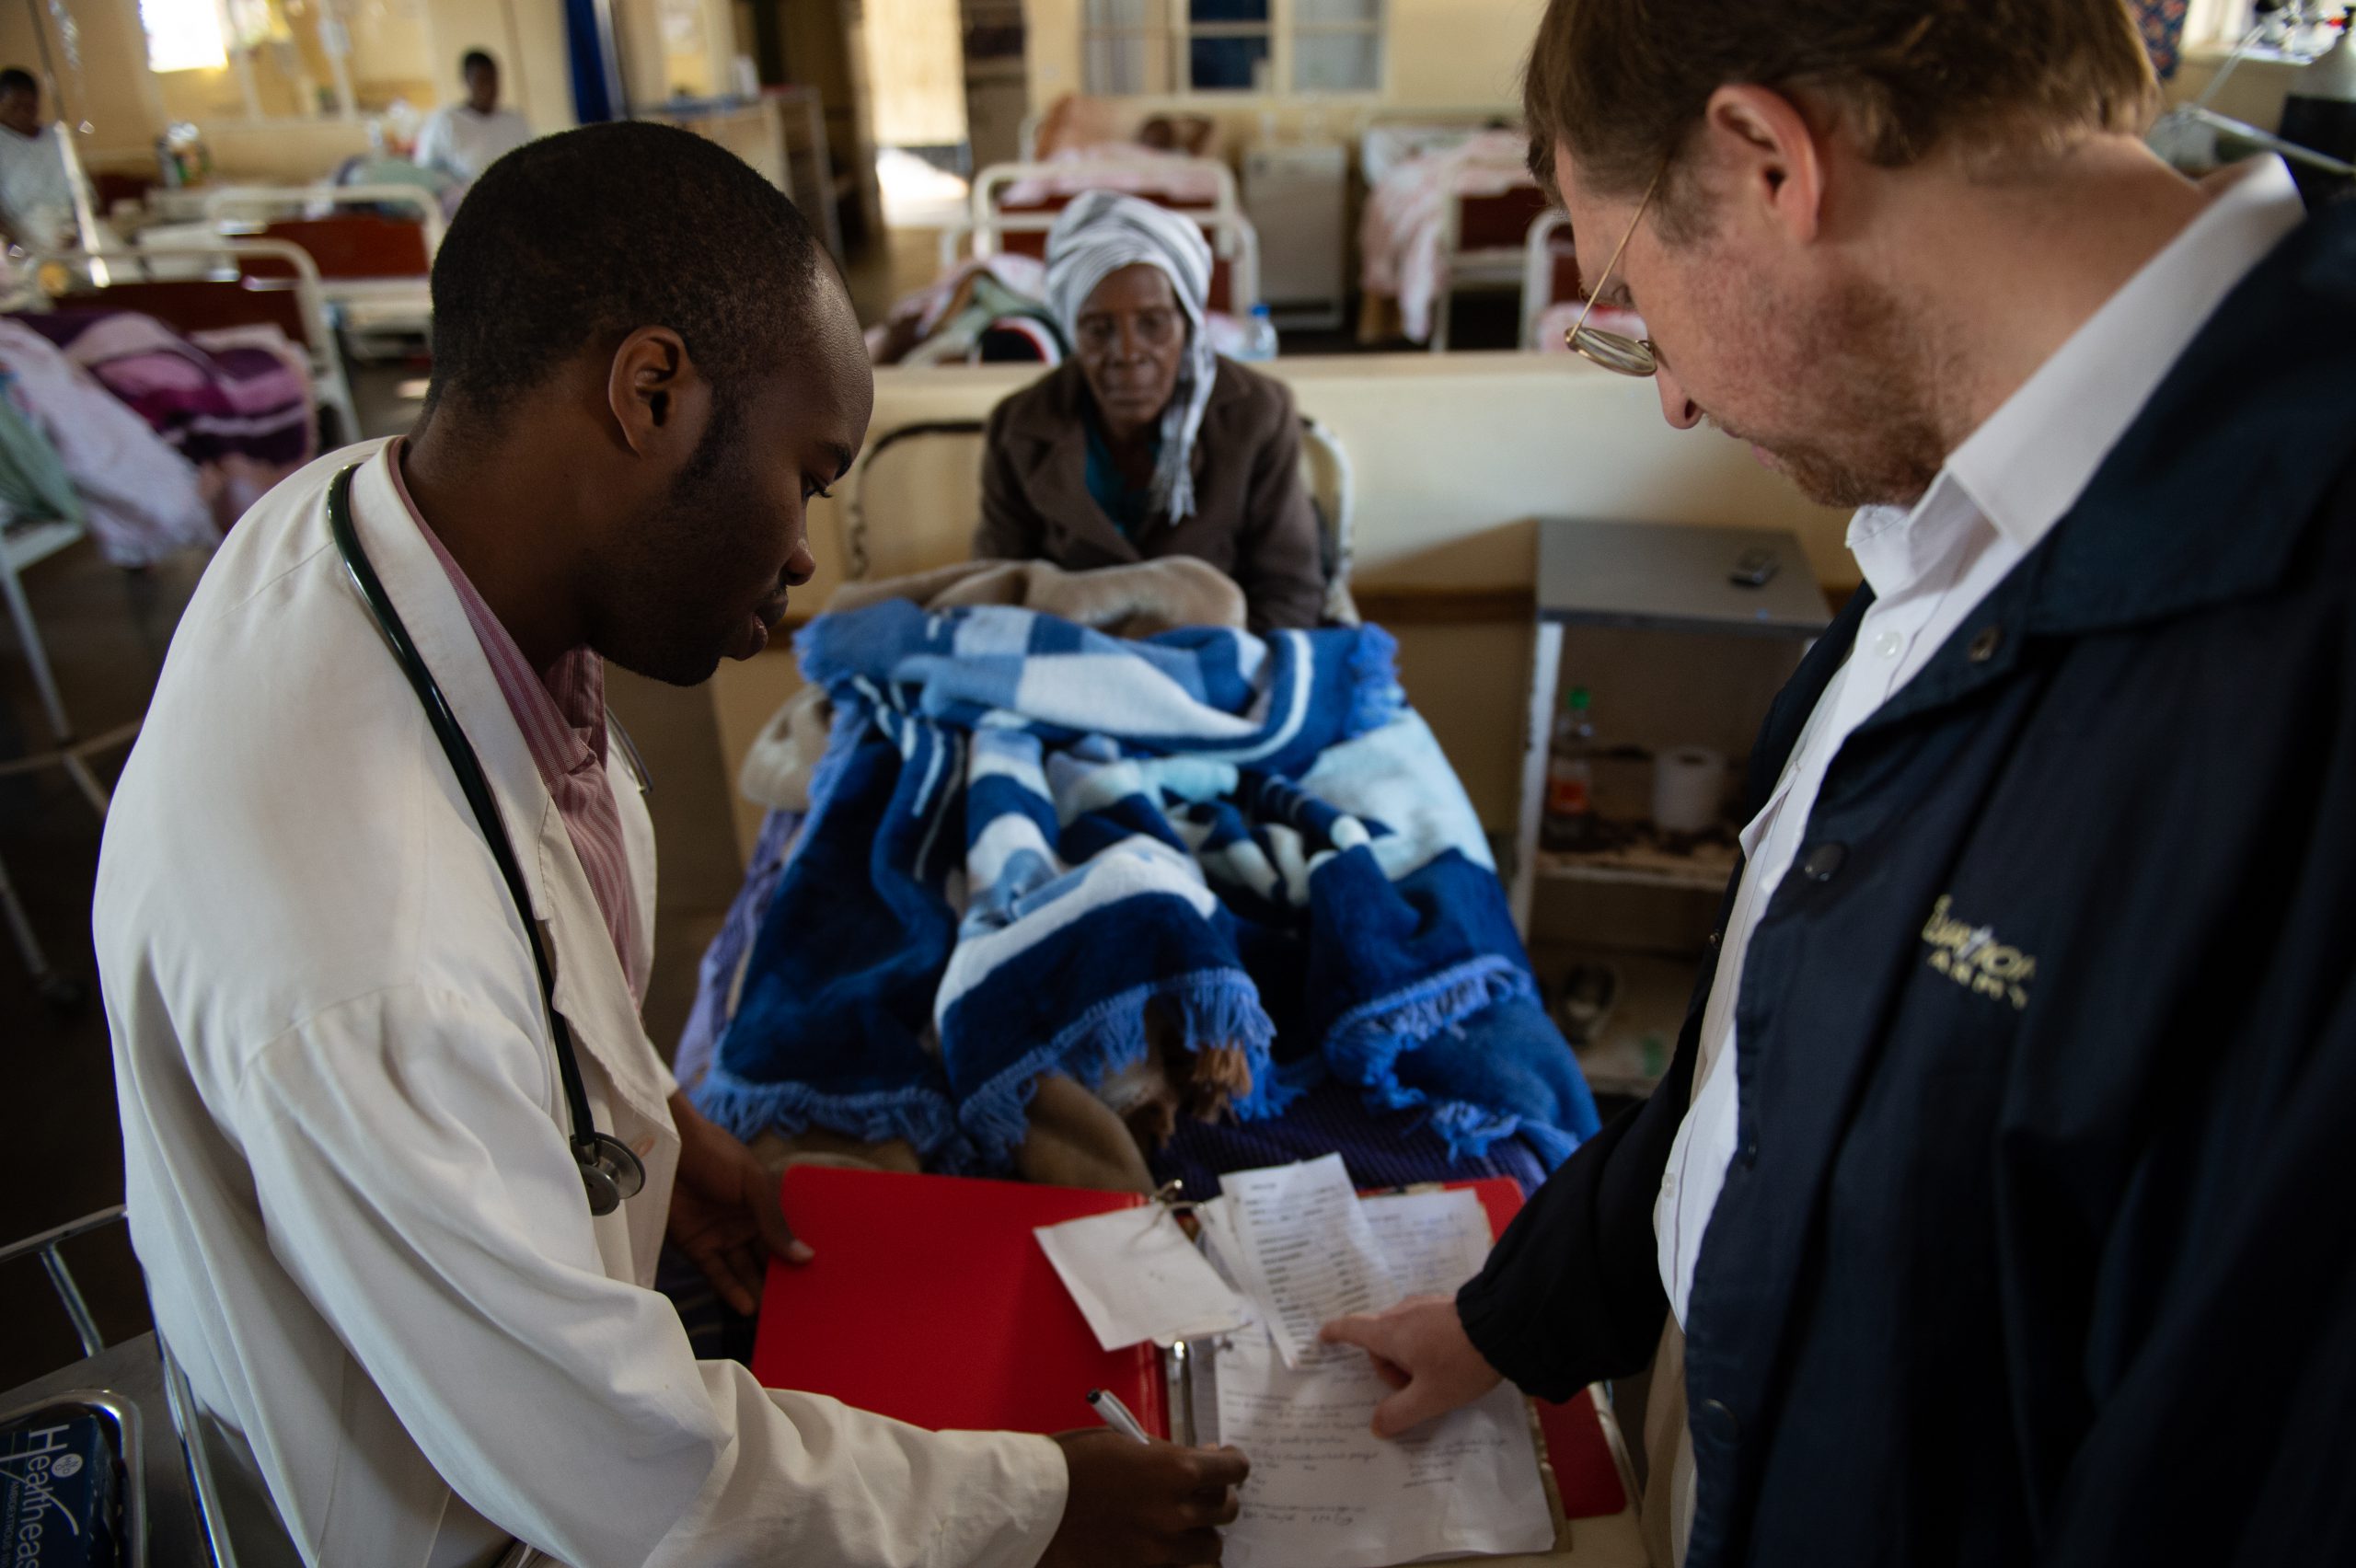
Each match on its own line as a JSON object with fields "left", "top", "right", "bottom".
{"left": 1319, "top": 1296, "right": 1505, "bottom": 1438}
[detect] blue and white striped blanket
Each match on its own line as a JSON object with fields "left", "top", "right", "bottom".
{"left": 693, "top": 601, "right": 1600, "bottom": 1172}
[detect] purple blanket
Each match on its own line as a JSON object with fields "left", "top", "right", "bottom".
{"left": 13, "top": 308, "right": 313, "bottom": 476}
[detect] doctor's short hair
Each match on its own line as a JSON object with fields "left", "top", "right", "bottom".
{"left": 0, "top": 68, "right": 36, "bottom": 98}
{"left": 422, "top": 121, "right": 822, "bottom": 425}
{"left": 460, "top": 50, "right": 496, "bottom": 77}
{"left": 1522, "top": 0, "right": 2159, "bottom": 236}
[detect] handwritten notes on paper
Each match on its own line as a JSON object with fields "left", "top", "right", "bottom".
{"left": 1358, "top": 1188, "right": 1494, "bottom": 1298}
{"left": 1034, "top": 1204, "right": 1250, "bottom": 1352}
{"left": 1215, "top": 1328, "right": 1555, "bottom": 1568}
{"left": 1222, "top": 1153, "right": 1403, "bottom": 1368}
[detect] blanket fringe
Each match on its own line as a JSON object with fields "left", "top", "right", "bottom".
{"left": 1322, "top": 955, "right": 1540, "bottom": 1160}
{"left": 693, "top": 1067, "right": 968, "bottom": 1167}
{"left": 958, "top": 969, "right": 1282, "bottom": 1168}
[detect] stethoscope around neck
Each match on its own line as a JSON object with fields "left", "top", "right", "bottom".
{"left": 326, "top": 463, "right": 648, "bottom": 1216}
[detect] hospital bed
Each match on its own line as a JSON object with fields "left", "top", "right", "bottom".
{"left": 39, "top": 239, "right": 363, "bottom": 444}
{"left": 1520, "top": 206, "right": 1578, "bottom": 351}
{"left": 181, "top": 183, "right": 444, "bottom": 353}
{"left": 1356, "top": 114, "right": 1550, "bottom": 351}
{"left": 939, "top": 157, "right": 1263, "bottom": 317}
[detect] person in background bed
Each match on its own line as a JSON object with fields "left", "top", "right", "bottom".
{"left": 0, "top": 67, "right": 78, "bottom": 252}
{"left": 976, "top": 191, "right": 1327, "bottom": 632}
{"left": 413, "top": 50, "right": 533, "bottom": 187}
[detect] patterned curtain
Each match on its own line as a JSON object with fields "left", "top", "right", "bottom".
{"left": 2137, "top": 0, "right": 2194, "bottom": 80}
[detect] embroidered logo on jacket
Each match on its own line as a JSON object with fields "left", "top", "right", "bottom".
{"left": 1920, "top": 894, "right": 2035, "bottom": 1011}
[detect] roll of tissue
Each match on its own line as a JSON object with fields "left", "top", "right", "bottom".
{"left": 1651, "top": 745, "right": 1727, "bottom": 836}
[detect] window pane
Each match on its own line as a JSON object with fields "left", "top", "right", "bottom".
{"left": 1190, "top": 0, "right": 1270, "bottom": 22}
{"left": 140, "top": 0, "right": 228, "bottom": 73}
{"left": 1294, "top": 0, "right": 1380, "bottom": 21}
{"left": 1087, "top": 34, "right": 1163, "bottom": 94}
{"left": 1294, "top": 31, "right": 1380, "bottom": 91}
{"left": 1084, "top": 0, "right": 1161, "bottom": 25}
{"left": 1189, "top": 33, "right": 1268, "bottom": 90}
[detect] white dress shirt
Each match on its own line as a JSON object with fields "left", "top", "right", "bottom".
{"left": 1645, "top": 155, "right": 2307, "bottom": 1562}
{"left": 99, "top": 442, "right": 1068, "bottom": 1568}
{"left": 414, "top": 104, "right": 534, "bottom": 183}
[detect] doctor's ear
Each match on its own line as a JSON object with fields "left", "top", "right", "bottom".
{"left": 606, "top": 325, "right": 710, "bottom": 458}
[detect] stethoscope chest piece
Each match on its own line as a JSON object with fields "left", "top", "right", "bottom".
{"left": 577, "top": 1133, "right": 649, "bottom": 1216}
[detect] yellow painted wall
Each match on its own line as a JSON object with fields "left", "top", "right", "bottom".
{"left": 709, "top": 352, "right": 1852, "bottom": 857}
{"left": 0, "top": 0, "right": 166, "bottom": 165}
{"left": 863, "top": 0, "right": 968, "bottom": 144}
{"left": 422, "top": 0, "right": 575, "bottom": 133}
{"left": 615, "top": 0, "right": 738, "bottom": 106}
{"left": 3, "top": 0, "right": 570, "bottom": 180}
{"left": 1023, "top": 0, "right": 1536, "bottom": 117}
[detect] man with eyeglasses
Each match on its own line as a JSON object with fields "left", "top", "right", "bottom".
{"left": 1320, "top": 3, "right": 2356, "bottom": 1565}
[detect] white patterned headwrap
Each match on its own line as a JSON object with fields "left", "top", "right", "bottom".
{"left": 1044, "top": 190, "right": 1218, "bottom": 523}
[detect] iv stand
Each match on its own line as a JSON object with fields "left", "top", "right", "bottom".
{"left": 18, "top": 0, "right": 108, "bottom": 257}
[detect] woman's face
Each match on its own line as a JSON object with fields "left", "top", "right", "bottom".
{"left": 1074, "top": 263, "right": 1186, "bottom": 439}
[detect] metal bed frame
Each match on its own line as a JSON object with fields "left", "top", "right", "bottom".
{"left": 39, "top": 238, "right": 364, "bottom": 444}
{"left": 937, "top": 158, "right": 1264, "bottom": 317}
{"left": 195, "top": 185, "right": 443, "bottom": 351}
{"left": 4, "top": 1208, "right": 548, "bottom": 1566}
{"left": 1519, "top": 207, "right": 1576, "bottom": 352}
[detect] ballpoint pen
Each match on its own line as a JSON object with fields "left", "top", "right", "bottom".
{"left": 1085, "top": 1388, "right": 1152, "bottom": 1444}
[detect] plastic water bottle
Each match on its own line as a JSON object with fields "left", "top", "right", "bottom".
{"left": 1542, "top": 686, "right": 1599, "bottom": 853}
{"left": 1236, "top": 303, "right": 1280, "bottom": 363}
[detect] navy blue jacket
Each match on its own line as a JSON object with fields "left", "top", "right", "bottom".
{"left": 1458, "top": 199, "right": 2356, "bottom": 1564}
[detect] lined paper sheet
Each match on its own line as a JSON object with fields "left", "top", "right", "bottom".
{"left": 1035, "top": 1205, "right": 1250, "bottom": 1352}
{"left": 1216, "top": 1328, "right": 1555, "bottom": 1568}
{"left": 1223, "top": 1154, "right": 1402, "bottom": 1368}
{"left": 1359, "top": 1189, "right": 1494, "bottom": 1298}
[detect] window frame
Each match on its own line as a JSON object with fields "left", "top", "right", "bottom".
{"left": 1078, "top": 0, "right": 1390, "bottom": 101}
{"left": 140, "top": 0, "right": 365, "bottom": 128}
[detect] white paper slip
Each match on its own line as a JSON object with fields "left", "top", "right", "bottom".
{"left": 1034, "top": 1204, "right": 1250, "bottom": 1352}
{"left": 1192, "top": 1197, "right": 1252, "bottom": 1297}
{"left": 1360, "top": 1188, "right": 1495, "bottom": 1298}
{"left": 1216, "top": 1328, "right": 1556, "bottom": 1568}
{"left": 1223, "top": 1154, "right": 1402, "bottom": 1368}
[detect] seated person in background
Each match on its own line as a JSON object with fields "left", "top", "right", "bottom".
{"left": 0, "top": 67, "right": 77, "bottom": 251}
{"left": 976, "top": 191, "right": 1327, "bottom": 632}
{"left": 414, "top": 50, "right": 532, "bottom": 186}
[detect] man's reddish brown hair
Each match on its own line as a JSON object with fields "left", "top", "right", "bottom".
{"left": 1523, "top": 0, "right": 2160, "bottom": 222}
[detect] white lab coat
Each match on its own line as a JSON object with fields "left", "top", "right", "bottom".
{"left": 96, "top": 441, "right": 1068, "bottom": 1568}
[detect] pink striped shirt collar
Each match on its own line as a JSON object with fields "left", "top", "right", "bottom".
{"left": 381, "top": 439, "right": 644, "bottom": 995}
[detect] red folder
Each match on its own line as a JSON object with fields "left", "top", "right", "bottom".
{"left": 751, "top": 1166, "right": 1625, "bottom": 1520}
{"left": 752, "top": 1167, "right": 1169, "bottom": 1437}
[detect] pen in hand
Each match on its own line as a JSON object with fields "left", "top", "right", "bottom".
{"left": 1085, "top": 1388, "right": 1152, "bottom": 1444}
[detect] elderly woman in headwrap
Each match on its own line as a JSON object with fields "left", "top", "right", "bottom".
{"left": 975, "top": 191, "right": 1327, "bottom": 632}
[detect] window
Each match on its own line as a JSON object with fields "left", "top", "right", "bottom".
{"left": 1080, "top": 0, "right": 1384, "bottom": 97}
{"left": 138, "top": 0, "right": 229, "bottom": 74}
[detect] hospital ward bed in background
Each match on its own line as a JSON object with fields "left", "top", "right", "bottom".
{"left": 947, "top": 156, "right": 1263, "bottom": 315}
{"left": 129, "top": 183, "right": 443, "bottom": 358}
{"left": 1357, "top": 116, "right": 1551, "bottom": 351}
{"left": 874, "top": 156, "right": 1264, "bottom": 366}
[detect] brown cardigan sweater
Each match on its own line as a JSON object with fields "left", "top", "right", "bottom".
{"left": 974, "top": 357, "right": 1328, "bottom": 632}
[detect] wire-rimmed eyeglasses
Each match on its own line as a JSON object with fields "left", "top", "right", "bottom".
{"left": 1565, "top": 165, "right": 1666, "bottom": 376}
